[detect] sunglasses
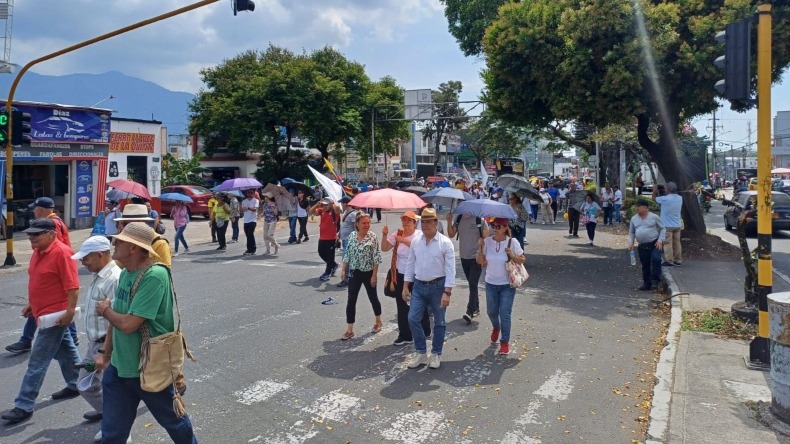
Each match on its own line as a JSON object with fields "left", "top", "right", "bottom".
{"left": 490, "top": 224, "right": 506, "bottom": 230}
{"left": 27, "top": 230, "right": 53, "bottom": 238}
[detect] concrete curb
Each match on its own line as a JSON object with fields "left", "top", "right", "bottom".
{"left": 645, "top": 267, "right": 682, "bottom": 443}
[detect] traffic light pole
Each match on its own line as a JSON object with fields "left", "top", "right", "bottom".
{"left": 748, "top": 2, "right": 772, "bottom": 369}
{"left": 3, "top": 0, "right": 220, "bottom": 267}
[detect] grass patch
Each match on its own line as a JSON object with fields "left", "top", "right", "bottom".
{"left": 681, "top": 308, "right": 757, "bottom": 340}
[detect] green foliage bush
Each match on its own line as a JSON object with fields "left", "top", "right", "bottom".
{"left": 622, "top": 197, "right": 659, "bottom": 223}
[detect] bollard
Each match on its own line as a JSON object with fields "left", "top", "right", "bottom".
{"left": 769, "top": 292, "right": 790, "bottom": 422}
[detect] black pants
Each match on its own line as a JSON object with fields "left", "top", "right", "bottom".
{"left": 551, "top": 202, "right": 558, "bottom": 221}
{"left": 638, "top": 241, "right": 662, "bottom": 286}
{"left": 244, "top": 222, "right": 257, "bottom": 253}
{"left": 210, "top": 220, "right": 217, "bottom": 242}
{"left": 568, "top": 208, "right": 580, "bottom": 236}
{"left": 346, "top": 270, "right": 382, "bottom": 324}
{"left": 585, "top": 222, "right": 597, "bottom": 241}
{"left": 297, "top": 216, "right": 309, "bottom": 241}
{"left": 460, "top": 258, "right": 482, "bottom": 315}
{"left": 394, "top": 272, "right": 431, "bottom": 340}
{"left": 375, "top": 208, "right": 382, "bottom": 222}
{"left": 216, "top": 220, "right": 228, "bottom": 248}
{"left": 318, "top": 239, "right": 337, "bottom": 274}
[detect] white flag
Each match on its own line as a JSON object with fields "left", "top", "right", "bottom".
{"left": 480, "top": 161, "right": 489, "bottom": 187}
{"left": 308, "top": 165, "right": 343, "bottom": 203}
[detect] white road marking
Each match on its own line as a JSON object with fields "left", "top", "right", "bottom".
{"left": 301, "top": 390, "right": 361, "bottom": 422}
{"left": 380, "top": 410, "right": 446, "bottom": 443}
{"left": 200, "top": 310, "right": 301, "bottom": 347}
{"left": 235, "top": 380, "right": 290, "bottom": 406}
{"left": 261, "top": 420, "right": 319, "bottom": 444}
{"left": 534, "top": 369, "right": 576, "bottom": 402}
{"left": 502, "top": 369, "right": 576, "bottom": 444}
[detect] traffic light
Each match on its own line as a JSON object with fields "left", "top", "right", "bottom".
{"left": 715, "top": 19, "right": 751, "bottom": 101}
{"left": 233, "top": 0, "right": 254, "bottom": 15}
{"left": 0, "top": 111, "right": 8, "bottom": 145}
{"left": 11, "top": 110, "right": 32, "bottom": 145}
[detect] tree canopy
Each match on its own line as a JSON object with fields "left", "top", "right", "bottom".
{"left": 458, "top": 113, "right": 529, "bottom": 167}
{"left": 442, "top": 0, "right": 789, "bottom": 231}
{"left": 188, "top": 45, "right": 408, "bottom": 180}
{"left": 422, "top": 81, "right": 469, "bottom": 174}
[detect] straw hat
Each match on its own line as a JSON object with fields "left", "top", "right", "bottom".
{"left": 112, "top": 223, "right": 161, "bottom": 260}
{"left": 114, "top": 204, "right": 154, "bottom": 222}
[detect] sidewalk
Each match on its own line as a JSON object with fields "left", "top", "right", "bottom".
{"left": 650, "top": 259, "right": 790, "bottom": 443}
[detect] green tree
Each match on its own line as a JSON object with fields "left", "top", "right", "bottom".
{"left": 458, "top": 113, "right": 527, "bottom": 167}
{"left": 356, "top": 76, "right": 411, "bottom": 163}
{"left": 422, "top": 81, "right": 469, "bottom": 174}
{"left": 441, "top": 0, "right": 790, "bottom": 231}
{"left": 162, "top": 152, "right": 208, "bottom": 186}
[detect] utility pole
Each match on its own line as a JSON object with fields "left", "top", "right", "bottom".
{"left": 711, "top": 108, "right": 718, "bottom": 180}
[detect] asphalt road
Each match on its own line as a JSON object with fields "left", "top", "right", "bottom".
{"left": 0, "top": 213, "right": 664, "bottom": 443}
{"left": 703, "top": 196, "right": 790, "bottom": 281}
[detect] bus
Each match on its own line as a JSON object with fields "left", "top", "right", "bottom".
{"left": 495, "top": 157, "right": 525, "bottom": 176}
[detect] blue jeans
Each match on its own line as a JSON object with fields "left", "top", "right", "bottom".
{"left": 638, "top": 242, "right": 663, "bottom": 286}
{"left": 102, "top": 365, "right": 197, "bottom": 444}
{"left": 614, "top": 204, "right": 622, "bottom": 223}
{"left": 530, "top": 204, "right": 539, "bottom": 221}
{"left": 20, "top": 316, "right": 78, "bottom": 345}
{"left": 408, "top": 279, "right": 447, "bottom": 355}
{"left": 174, "top": 225, "right": 188, "bottom": 252}
{"left": 14, "top": 325, "right": 80, "bottom": 412}
{"left": 486, "top": 283, "right": 516, "bottom": 343}
{"left": 288, "top": 216, "right": 297, "bottom": 242}
{"left": 231, "top": 217, "right": 239, "bottom": 241}
{"left": 603, "top": 206, "right": 613, "bottom": 225}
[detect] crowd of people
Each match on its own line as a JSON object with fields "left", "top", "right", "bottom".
{"left": 2, "top": 174, "right": 686, "bottom": 441}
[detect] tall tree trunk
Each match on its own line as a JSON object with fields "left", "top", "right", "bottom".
{"left": 636, "top": 114, "right": 706, "bottom": 232}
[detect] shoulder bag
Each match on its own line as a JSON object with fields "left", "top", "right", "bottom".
{"left": 129, "top": 263, "right": 195, "bottom": 417}
{"left": 505, "top": 238, "right": 529, "bottom": 288}
{"left": 383, "top": 236, "right": 399, "bottom": 297}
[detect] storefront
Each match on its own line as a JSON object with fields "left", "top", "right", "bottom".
{"left": 107, "top": 118, "right": 166, "bottom": 203}
{"left": 0, "top": 101, "right": 111, "bottom": 230}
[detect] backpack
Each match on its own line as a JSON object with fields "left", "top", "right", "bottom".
{"left": 454, "top": 215, "right": 483, "bottom": 240}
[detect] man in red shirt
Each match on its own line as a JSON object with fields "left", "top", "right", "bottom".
{"left": 310, "top": 198, "right": 340, "bottom": 282}
{"left": 5, "top": 197, "right": 78, "bottom": 354}
{"left": 1, "top": 218, "right": 82, "bottom": 424}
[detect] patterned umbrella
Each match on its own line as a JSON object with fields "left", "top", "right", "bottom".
{"left": 106, "top": 179, "right": 151, "bottom": 200}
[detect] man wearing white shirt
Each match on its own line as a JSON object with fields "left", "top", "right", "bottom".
{"left": 241, "top": 190, "right": 259, "bottom": 255}
{"left": 613, "top": 185, "right": 623, "bottom": 224}
{"left": 402, "top": 208, "right": 456, "bottom": 369}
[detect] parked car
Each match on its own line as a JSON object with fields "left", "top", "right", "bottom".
{"left": 159, "top": 185, "right": 213, "bottom": 219}
{"left": 723, "top": 190, "right": 790, "bottom": 234}
{"left": 394, "top": 180, "right": 421, "bottom": 189}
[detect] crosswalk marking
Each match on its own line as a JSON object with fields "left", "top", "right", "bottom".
{"left": 301, "top": 390, "right": 361, "bottom": 422}
{"left": 235, "top": 380, "right": 290, "bottom": 406}
{"left": 380, "top": 410, "right": 447, "bottom": 443}
{"left": 502, "top": 369, "right": 576, "bottom": 444}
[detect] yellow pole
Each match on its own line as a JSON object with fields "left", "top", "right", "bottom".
{"left": 749, "top": 2, "right": 772, "bottom": 367}
{"left": 3, "top": 0, "right": 220, "bottom": 266}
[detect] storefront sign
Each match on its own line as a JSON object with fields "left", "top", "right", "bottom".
{"left": 0, "top": 142, "right": 109, "bottom": 159}
{"left": 74, "top": 160, "right": 93, "bottom": 217}
{"left": 110, "top": 132, "right": 156, "bottom": 153}
{"left": 1, "top": 103, "right": 111, "bottom": 144}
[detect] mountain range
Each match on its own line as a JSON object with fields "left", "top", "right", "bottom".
{"left": 0, "top": 70, "right": 194, "bottom": 135}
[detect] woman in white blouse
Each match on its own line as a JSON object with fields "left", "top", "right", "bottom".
{"left": 476, "top": 217, "right": 526, "bottom": 356}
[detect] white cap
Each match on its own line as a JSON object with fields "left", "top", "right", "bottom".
{"left": 71, "top": 235, "right": 112, "bottom": 260}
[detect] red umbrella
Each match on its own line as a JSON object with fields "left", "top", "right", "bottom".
{"left": 348, "top": 188, "right": 425, "bottom": 209}
{"left": 107, "top": 179, "right": 151, "bottom": 200}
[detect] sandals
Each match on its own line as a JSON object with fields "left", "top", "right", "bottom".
{"left": 341, "top": 331, "right": 355, "bottom": 340}
{"left": 371, "top": 324, "right": 383, "bottom": 334}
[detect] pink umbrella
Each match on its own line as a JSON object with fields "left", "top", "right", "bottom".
{"left": 106, "top": 179, "right": 151, "bottom": 200}
{"left": 348, "top": 188, "right": 426, "bottom": 209}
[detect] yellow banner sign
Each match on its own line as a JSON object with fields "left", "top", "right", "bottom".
{"left": 110, "top": 132, "right": 155, "bottom": 153}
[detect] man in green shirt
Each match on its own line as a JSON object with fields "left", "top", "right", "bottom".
{"left": 96, "top": 223, "right": 197, "bottom": 443}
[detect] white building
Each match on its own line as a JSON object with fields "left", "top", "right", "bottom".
{"left": 775, "top": 110, "right": 790, "bottom": 168}
{"left": 108, "top": 117, "right": 167, "bottom": 198}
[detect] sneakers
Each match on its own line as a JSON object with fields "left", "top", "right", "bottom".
{"left": 5, "top": 341, "right": 32, "bottom": 354}
{"left": 337, "top": 280, "right": 348, "bottom": 288}
{"left": 498, "top": 342, "right": 510, "bottom": 355}
{"left": 83, "top": 410, "right": 103, "bottom": 422}
{"left": 1, "top": 407, "right": 32, "bottom": 423}
{"left": 228, "top": 239, "right": 237, "bottom": 244}
{"left": 490, "top": 328, "right": 500, "bottom": 344}
{"left": 428, "top": 354, "right": 441, "bottom": 369}
{"left": 184, "top": 248, "right": 190, "bottom": 253}
{"left": 661, "top": 262, "right": 675, "bottom": 267}
{"left": 330, "top": 265, "right": 338, "bottom": 277}
{"left": 393, "top": 337, "right": 413, "bottom": 346}
{"left": 407, "top": 353, "right": 429, "bottom": 368}
{"left": 94, "top": 430, "right": 132, "bottom": 443}
{"left": 473, "top": 310, "right": 480, "bottom": 318}
{"left": 319, "top": 273, "right": 331, "bottom": 282}
{"left": 462, "top": 312, "right": 473, "bottom": 324}
{"left": 51, "top": 387, "right": 80, "bottom": 400}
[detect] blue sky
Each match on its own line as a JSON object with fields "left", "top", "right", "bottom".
{"left": 6, "top": 0, "right": 788, "bottom": 151}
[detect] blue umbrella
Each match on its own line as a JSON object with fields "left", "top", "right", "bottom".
{"left": 421, "top": 188, "right": 474, "bottom": 208}
{"left": 215, "top": 177, "right": 263, "bottom": 191}
{"left": 280, "top": 177, "right": 311, "bottom": 195}
{"left": 452, "top": 199, "right": 518, "bottom": 219}
{"left": 159, "top": 193, "right": 194, "bottom": 203}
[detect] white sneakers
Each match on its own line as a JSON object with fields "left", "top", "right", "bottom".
{"left": 94, "top": 430, "right": 132, "bottom": 443}
{"left": 407, "top": 353, "right": 441, "bottom": 369}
